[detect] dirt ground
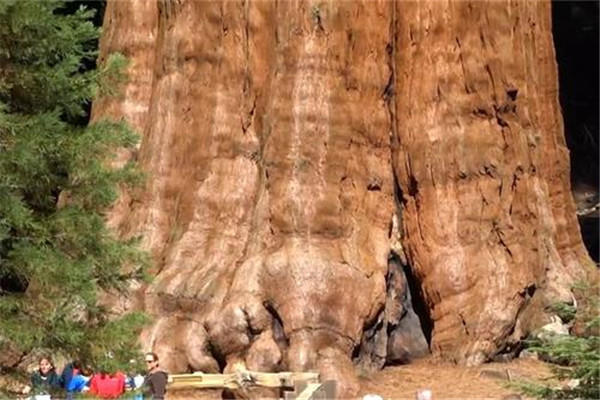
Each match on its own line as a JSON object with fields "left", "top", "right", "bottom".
{"left": 169, "top": 357, "right": 554, "bottom": 399}
{"left": 359, "top": 357, "right": 554, "bottom": 400}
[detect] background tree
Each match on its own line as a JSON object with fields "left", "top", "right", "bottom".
{"left": 517, "top": 280, "right": 599, "bottom": 400}
{"left": 0, "top": 0, "right": 149, "bottom": 373}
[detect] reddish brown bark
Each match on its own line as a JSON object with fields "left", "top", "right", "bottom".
{"left": 92, "top": 0, "right": 592, "bottom": 396}
{"left": 392, "top": 0, "right": 591, "bottom": 364}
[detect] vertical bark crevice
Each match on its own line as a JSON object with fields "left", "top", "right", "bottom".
{"left": 354, "top": 250, "right": 431, "bottom": 370}
{"left": 384, "top": 0, "right": 433, "bottom": 361}
{"left": 399, "top": 255, "right": 433, "bottom": 347}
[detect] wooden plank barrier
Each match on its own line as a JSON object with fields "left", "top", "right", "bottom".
{"left": 167, "top": 369, "right": 336, "bottom": 400}
{"left": 291, "top": 380, "right": 336, "bottom": 400}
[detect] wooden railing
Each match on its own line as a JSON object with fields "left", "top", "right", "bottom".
{"left": 167, "top": 368, "right": 336, "bottom": 399}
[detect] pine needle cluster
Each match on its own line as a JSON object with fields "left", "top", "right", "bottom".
{"left": 0, "top": 0, "right": 150, "bottom": 373}
{"left": 517, "top": 280, "right": 600, "bottom": 400}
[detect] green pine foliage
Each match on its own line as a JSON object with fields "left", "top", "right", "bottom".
{"left": 516, "top": 281, "right": 600, "bottom": 400}
{"left": 0, "top": 0, "right": 150, "bottom": 372}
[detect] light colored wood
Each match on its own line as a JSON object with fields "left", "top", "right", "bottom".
{"left": 283, "top": 379, "right": 308, "bottom": 400}
{"left": 320, "top": 379, "right": 336, "bottom": 399}
{"left": 255, "top": 372, "right": 319, "bottom": 388}
{"left": 167, "top": 371, "right": 320, "bottom": 390}
{"left": 295, "top": 383, "right": 324, "bottom": 400}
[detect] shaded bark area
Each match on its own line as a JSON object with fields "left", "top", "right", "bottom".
{"left": 91, "top": 0, "right": 593, "bottom": 396}
{"left": 355, "top": 254, "right": 429, "bottom": 370}
{"left": 552, "top": 1, "right": 599, "bottom": 263}
{"left": 552, "top": 1, "right": 599, "bottom": 188}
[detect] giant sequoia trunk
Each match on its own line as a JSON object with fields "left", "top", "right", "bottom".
{"left": 392, "top": 0, "right": 592, "bottom": 364}
{"left": 93, "top": 0, "right": 592, "bottom": 397}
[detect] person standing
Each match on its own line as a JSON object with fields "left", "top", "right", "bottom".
{"left": 143, "top": 352, "right": 168, "bottom": 400}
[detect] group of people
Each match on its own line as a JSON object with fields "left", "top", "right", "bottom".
{"left": 27, "top": 352, "right": 168, "bottom": 400}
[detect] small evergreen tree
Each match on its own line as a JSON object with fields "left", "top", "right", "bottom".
{"left": 0, "top": 0, "right": 149, "bottom": 373}
{"left": 516, "top": 280, "right": 600, "bottom": 400}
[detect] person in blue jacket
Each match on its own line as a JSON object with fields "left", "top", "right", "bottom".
{"left": 60, "top": 360, "right": 80, "bottom": 389}
{"left": 61, "top": 359, "right": 96, "bottom": 399}
{"left": 66, "top": 364, "right": 93, "bottom": 396}
{"left": 60, "top": 359, "right": 81, "bottom": 400}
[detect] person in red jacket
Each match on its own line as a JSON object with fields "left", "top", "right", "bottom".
{"left": 89, "top": 370, "right": 126, "bottom": 399}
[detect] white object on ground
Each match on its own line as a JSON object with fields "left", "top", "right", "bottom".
{"left": 567, "top": 379, "right": 581, "bottom": 389}
{"left": 519, "top": 349, "right": 539, "bottom": 360}
{"left": 538, "top": 316, "right": 569, "bottom": 340}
